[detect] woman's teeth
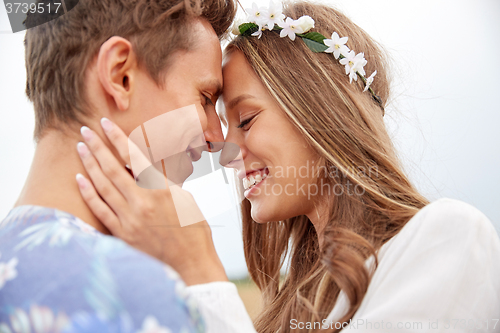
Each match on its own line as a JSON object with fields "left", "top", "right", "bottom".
{"left": 243, "top": 171, "right": 268, "bottom": 190}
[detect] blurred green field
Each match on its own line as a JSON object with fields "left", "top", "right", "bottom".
{"left": 232, "top": 276, "right": 262, "bottom": 320}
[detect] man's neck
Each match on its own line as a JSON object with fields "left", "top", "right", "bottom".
{"left": 15, "top": 129, "right": 111, "bottom": 235}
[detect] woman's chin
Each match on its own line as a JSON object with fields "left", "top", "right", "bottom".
{"left": 250, "top": 203, "right": 270, "bottom": 223}
{"left": 250, "top": 202, "right": 288, "bottom": 223}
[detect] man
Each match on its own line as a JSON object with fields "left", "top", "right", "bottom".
{"left": 0, "top": 0, "right": 236, "bottom": 331}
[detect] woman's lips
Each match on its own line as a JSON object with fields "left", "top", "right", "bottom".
{"left": 243, "top": 167, "right": 270, "bottom": 198}
{"left": 244, "top": 175, "right": 267, "bottom": 198}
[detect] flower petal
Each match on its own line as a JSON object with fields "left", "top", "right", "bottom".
{"left": 339, "top": 45, "right": 350, "bottom": 57}
{"left": 323, "top": 39, "right": 333, "bottom": 47}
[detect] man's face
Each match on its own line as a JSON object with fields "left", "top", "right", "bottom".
{"left": 127, "top": 19, "right": 224, "bottom": 183}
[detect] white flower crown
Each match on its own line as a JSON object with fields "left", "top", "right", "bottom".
{"left": 232, "top": 1, "right": 384, "bottom": 114}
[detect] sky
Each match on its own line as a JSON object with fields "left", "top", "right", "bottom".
{"left": 0, "top": 0, "right": 499, "bottom": 279}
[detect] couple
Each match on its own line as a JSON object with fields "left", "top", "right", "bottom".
{"left": 2, "top": 0, "right": 500, "bottom": 332}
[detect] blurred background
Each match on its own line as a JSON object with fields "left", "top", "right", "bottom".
{"left": 1, "top": 0, "right": 499, "bottom": 317}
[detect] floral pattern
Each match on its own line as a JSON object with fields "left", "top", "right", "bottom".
{"left": 0, "top": 305, "right": 70, "bottom": 333}
{"left": 0, "top": 253, "right": 18, "bottom": 290}
{"left": 0, "top": 206, "right": 205, "bottom": 333}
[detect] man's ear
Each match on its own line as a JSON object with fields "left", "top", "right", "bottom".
{"left": 97, "top": 36, "right": 136, "bottom": 111}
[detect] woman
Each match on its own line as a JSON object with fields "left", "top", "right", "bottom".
{"left": 75, "top": 1, "right": 500, "bottom": 332}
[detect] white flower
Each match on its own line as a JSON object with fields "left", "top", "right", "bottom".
{"left": 323, "top": 32, "right": 349, "bottom": 59}
{"left": 232, "top": 25, "right": 240, "bottom": 35}
{"left": 6, "top": 306, "right": 69, "bottom": 333}
{"left": 30, "top": 305, "right": 68, "bottom": 333}
{"left": 0, "top": 257, "right": 18, "bottom": 290}
{"left": 262, "top": 1, "right": 285, "bottom": 30}
{"left": 30, "top": 305, "right": 55, "bottom": 333}
{"left": 339, "top": 50, "right": 367, "bottom": 83}
{"left": 245, "top": 3, "right": 267, "bottom": 25}
{"left": 55, "top": 211, "right": 97, "bottom": 235}
{"left": 296, "top": 15, "right": 315, "bottom": 33}
{"left": 352, "top": 53, "right": 367, "bottom": 77}
{"left": 137, "top": 316, "right": 172, "bottom": 333}
{"left": 251, "top": 24, "right": 265, "bottom": 39}
{"left": 10, "top": 309, "right": 29, "bottom": 333}
{"left": 363, "top": 70, "right": 377, "bottom": 92}
{"left": 278, "top": 17, "right": 303, "bottom": 41}
{"left": 0, "top": 323, "right": 13, "bottom": 333}
{"left": 14, "top": 221, "right": 75, "bottom": 251}
{"left": 230, "top": 18, "right": 245, "bottom": 35}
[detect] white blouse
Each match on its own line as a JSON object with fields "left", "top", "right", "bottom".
{"left": 186, "top": 198, "right": 500, "bottom": 332}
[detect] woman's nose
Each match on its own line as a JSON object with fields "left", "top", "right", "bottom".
{"left": 219, "top": 142, "right": 243, "bottom": 169}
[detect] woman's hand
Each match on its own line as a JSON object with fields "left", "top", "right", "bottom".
{"left": 75, "top": 117, "right": 228, "bottom": 285}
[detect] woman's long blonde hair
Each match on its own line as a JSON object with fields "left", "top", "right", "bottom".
{"left": 226, "top": 2, "right": 428, "bottom": 332}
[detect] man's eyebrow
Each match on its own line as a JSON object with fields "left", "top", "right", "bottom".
{"left": 227, "top": 94, "right": 255, "bottom": 110}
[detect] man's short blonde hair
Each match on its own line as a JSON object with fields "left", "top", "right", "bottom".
{"left": 24, "top": 0, "right": 236, "bottom": 140}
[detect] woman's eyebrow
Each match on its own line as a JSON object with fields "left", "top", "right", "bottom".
{"left": 227, "top": 94, "right": 255, "bottom": 110}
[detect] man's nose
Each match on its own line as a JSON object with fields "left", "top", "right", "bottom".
{"left": 202, "top": 109, "right": 224, "bottom": 151}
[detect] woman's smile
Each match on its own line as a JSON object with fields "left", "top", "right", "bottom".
{"left": 241, "top": 167, "right": 270, "bottom": 198}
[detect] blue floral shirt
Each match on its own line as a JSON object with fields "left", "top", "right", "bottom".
{"left": 0, "top": 205, "right": 205, "bottom": 333}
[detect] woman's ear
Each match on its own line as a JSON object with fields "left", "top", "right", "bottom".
{"left": 97, "top": 36, "right": 136, "bottom": 111}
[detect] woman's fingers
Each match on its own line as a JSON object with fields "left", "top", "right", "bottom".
{"left": 75, "top": 173, "right": 123, "bottom": 234}
{"left": 100, "top": 117, "right": 132, "bottom": 167}
{"left": 80, "top": 126, "right": 137, "bottom": 201}
{"left": 77, "top": 141, "right": 129, "bottom": 215}
{"left": 99, "top": 119, "right": 169, "bottom": 195}
{"left": 100, "top": 118, "right": 154, "bottom": 183}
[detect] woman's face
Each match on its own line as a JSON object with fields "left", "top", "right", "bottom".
{"left": 222, "top": 50, "right": 321, "bottom": 223}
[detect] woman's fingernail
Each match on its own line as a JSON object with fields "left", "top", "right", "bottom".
{"left": 81, "top": 126, "right": 93, "bottom": 141}
{"left": 76, "top": 173, "right": 88, "bottom": 189}
{"left": 77, "top": 142, "right": 89, "bottom": 157}
{"left": 101, "top": 117, "right": 113, "bottom": 133}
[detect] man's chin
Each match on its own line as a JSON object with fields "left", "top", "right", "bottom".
{"left": 163, "top": 153, "right": 195, "bottom": 186}
{"left": 133, "top": 163, "right": 189, "bottom": 190}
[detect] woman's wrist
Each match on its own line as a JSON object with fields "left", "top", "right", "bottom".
{"left": 180, "top": 256, "right": 229, "bottom": 286}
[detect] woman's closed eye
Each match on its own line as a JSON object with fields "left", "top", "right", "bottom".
{"left": 237, "top": 115, "right": 256, "bottom": 130}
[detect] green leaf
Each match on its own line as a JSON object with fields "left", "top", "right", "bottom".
{"left": 301, "top": 37, "right": 329, "bottom": 53}
{"left": 239, "top": 23, "right": 259, "bottom": 36}
{"left": 300, "top": 32, "right": 327, "bottom": 43}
